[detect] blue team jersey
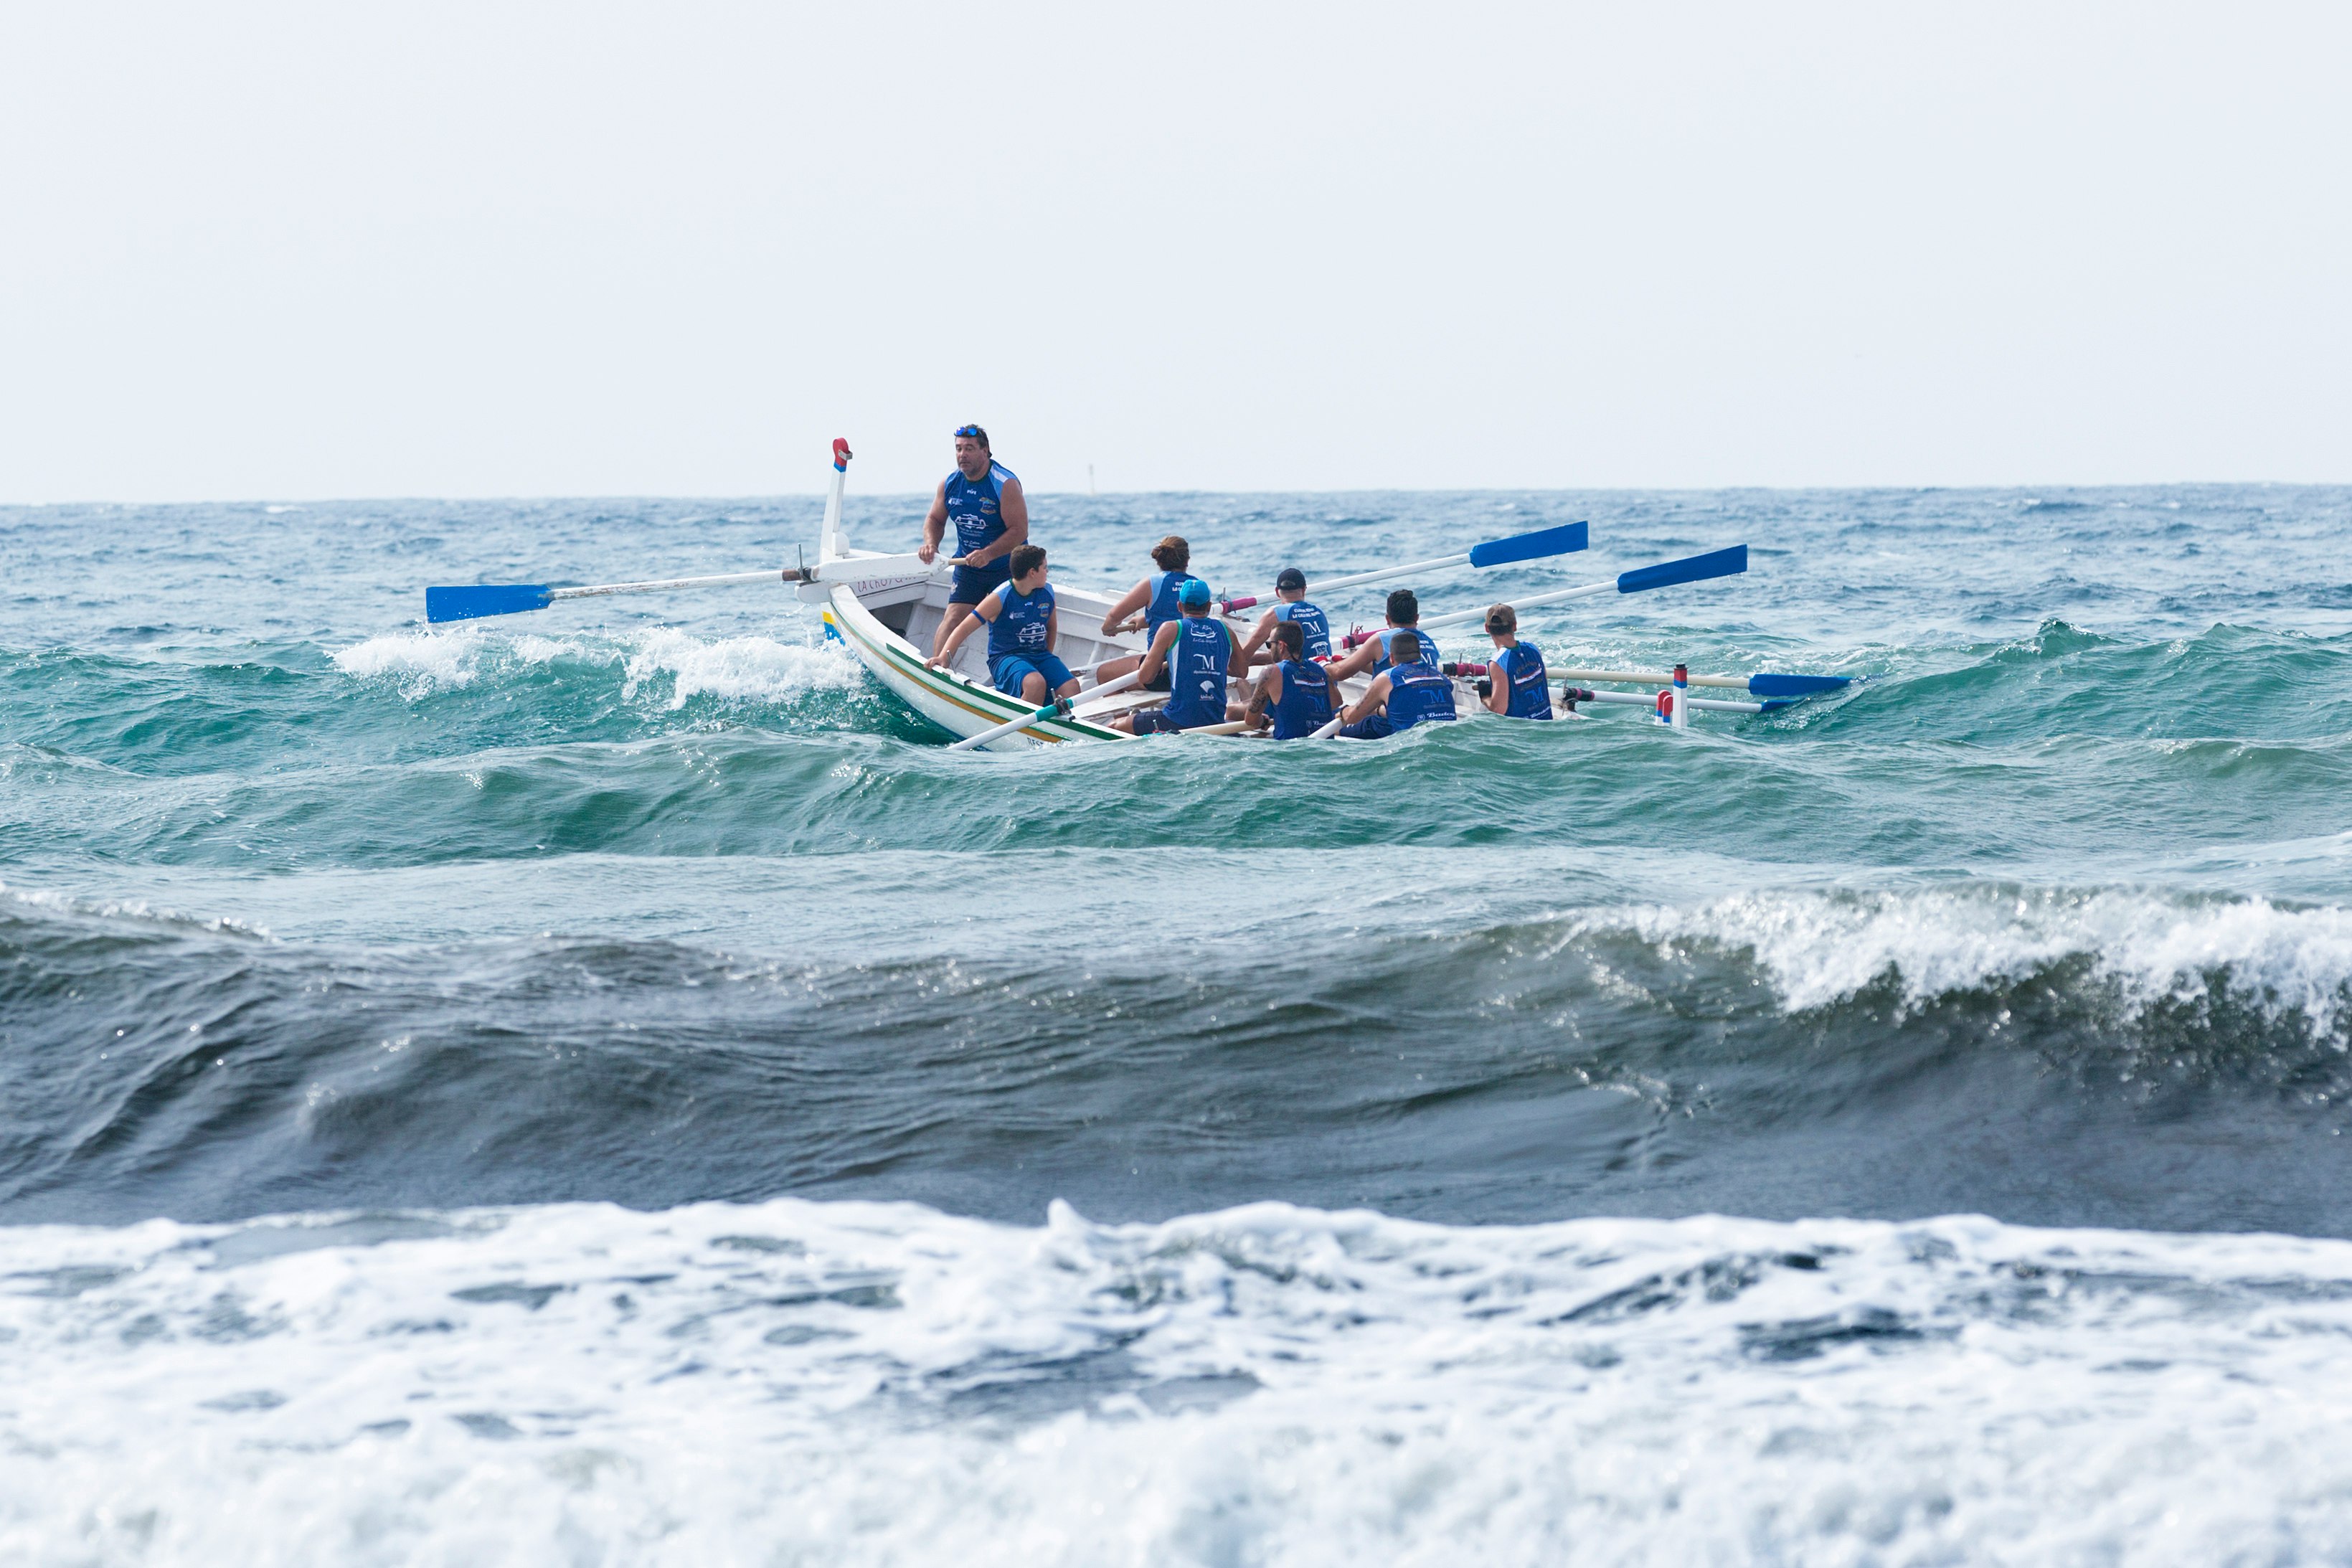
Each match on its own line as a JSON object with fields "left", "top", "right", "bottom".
{"left": 1374, "top": 626, "right": 1441, "bottom": 675}
{"left": 1270, "top": 657, "right": 1333, "bottom": 739}
{"left": 1496, "top": 642, "right": 1553, "bottom": 719}
{"left": 1163, "top": 616, "right": 1232, "bottom": 728}
{"left": 1384, "top": 663, "right": 1458, "bottom": 732}
{"left": 1272, "top": 600, "right": 1331, "bottom": 659}
{"left": 1144, "top": 570, "right": 1203, "bottom": 646}
{"left": 944, "top": 463, "right": 1018, "bottom": 559}
{"left": 986, "top": 580, "right": 1054, "bottom": 663}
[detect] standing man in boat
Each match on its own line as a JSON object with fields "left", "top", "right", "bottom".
{"left": 1237, "top": 567, "right": 1332, "bottom": 667}
{"left": 1111, "top": 577, "right": 1246, "bottom": 734}
{"left": 925, "top": 543, "right": 1080, "bottom": 706}
{"left": 1331, "top": 629, "right": 1458, "bottom": 739}
{"left": 1478, "top": 603, "right": 1555, "bottom": 719}
{"left": 1241, "top": 620, "right": 1335, "bottom": 738}
{"left": 919, "top": 425, "right": 1030, "bottom": 661}
{"left": 1321, "top": 588, "right": 1441, "bottom": 683}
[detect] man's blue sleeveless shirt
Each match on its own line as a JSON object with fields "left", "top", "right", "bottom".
{"left": 1385, "top": 663, "right": 1458, "bottom": 731}
{"left": 1497, "top": 643, "right": 1553, "bottom": 719}
{"left": 1273, "top": 600, "right": 1331, "bottom": 659}
{"left": 1164, "top": 617, "right": 1231, "bottom": 728}
{"left": 1270, "top": 657, "right": 1333, "bottom": 739}
{"left": 945, "top": 464, "right": 1017, "bottom": 559}
{"left": 1374, "top": 627, "right": 1440, "bottom": 675}
{"left": 1145, "top": 570, "right": 1202, "bottom": 646}
{"left": 987, "top": 581, "right": 1054, "bottom": 663}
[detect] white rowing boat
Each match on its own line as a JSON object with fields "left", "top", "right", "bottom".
{"left": 422, "top": 438, "right": 1854, "bottom": 747}
{"left": 801, "top": 445, "right": 1407, "bottom": 752}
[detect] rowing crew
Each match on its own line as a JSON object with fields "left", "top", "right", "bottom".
{"left": 1279, "top": 606, "right": 1552, "bottom": 742}
{"left": 921, "top": 555, "right": 1557, "bottom": 742}
{"left": 910, "top": 425, "right": 1562, "bottom": 737}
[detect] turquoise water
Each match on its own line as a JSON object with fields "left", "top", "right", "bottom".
{"left": 5, "top": 483, "right": 2352, "bottom": 1561}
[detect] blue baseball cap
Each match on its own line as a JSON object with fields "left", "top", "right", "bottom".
{"left": 1179, "top": 577, "right": 1213, "bottom": 608}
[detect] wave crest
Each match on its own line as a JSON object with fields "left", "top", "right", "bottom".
{"left": 329, "top": 627, "right": 592, "bottom": 695}
{"left": 331, "top": 626, "right": 863, "bottom": 709}
{"left": 620, "top": 627, "right": 863, "bottom": 709}
{"left": 1590, "top": 885, "right": 2352, "bottom": 1032}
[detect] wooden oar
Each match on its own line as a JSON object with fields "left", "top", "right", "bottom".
{"left": 425, "top": 437, "right": 951, "bottom": 624}
{"left": 1412, "top": 545, "right": 1749, "bottom": 633}
{"left": 1548, "top": 666, "right": 1853, "bottom": 696}
{"left": 425, "top": 551, "right": 954, "bottom": 625}
{"left": 1218, "top": 521, "right": 1587, "bottom": 611}
{"left": 946, "top": 671, "right": 1145, "bottom": 752}
{"left": 1574, "top": 689, "right": 1791, "bottom": 715}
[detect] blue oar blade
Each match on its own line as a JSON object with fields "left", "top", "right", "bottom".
{"left": 1748, "top": 672, "right": 1851, "bottom": 698}
{"left": 1467, "top": 520, "right": 1588, "bottom": 569}
{"left": 1616, "top": 544, "right": 1747, "bottom": 595}
{"left": 426, "top": 584, "right": 554, "bottom": 623}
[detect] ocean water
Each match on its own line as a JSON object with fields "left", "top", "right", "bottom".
{"left": 4, "top": 483, "right": 2351, "bottom": 1562}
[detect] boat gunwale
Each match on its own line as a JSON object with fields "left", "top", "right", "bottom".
{"left": 823, "top": 580, "right": 1133, "bottom": 747}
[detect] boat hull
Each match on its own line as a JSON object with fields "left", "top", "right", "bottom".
{"left": 821, "top": 578, "right": 1130, "bottom": 752}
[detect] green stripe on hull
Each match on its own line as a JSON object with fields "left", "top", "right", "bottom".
{"left": 827, "top": 595, "right": 1128, "bottom": 746}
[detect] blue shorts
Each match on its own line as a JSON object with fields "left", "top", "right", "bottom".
{"left": 1337, "top": 714, "right": 1394, "bottom": 740}
{"left": 992, "top": 653, "right": 1073, "bottom": 698}
{"left": 950, "top": 557, "right": 1011, "bottom": 605}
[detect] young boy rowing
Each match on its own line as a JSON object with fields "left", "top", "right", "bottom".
{"left": 1478, "top": 603, "right": 1554, "bottom": 719}
{"left": 925, "top": 544, "right": 1080, "bottom": 707}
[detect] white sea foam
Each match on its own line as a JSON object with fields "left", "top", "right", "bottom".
{"left": 330, "top": 626, "right": 858, "bottom": 709}
{"left": 619, "top": 627, "right": 864, "bottom": 708}
{"left": 329, "top": 627, "right": 598, "bottom": 696}
{"left": 4, "top": 1198, "right": 2352, "bottom": 1564}
{"left": 0, "top": 878, "right": 273, "bottom": 940}
{"left": 1588, "top": 885, "right": 2352, "bottom": 1029}
{"left": 330, "top": 628, "right": 497, "bottom": 692}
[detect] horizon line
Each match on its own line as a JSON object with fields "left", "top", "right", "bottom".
{"left": 4, "top": 478, "right": 2343, "bottom": 509}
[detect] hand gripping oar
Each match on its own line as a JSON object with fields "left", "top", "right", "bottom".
{"left": 1218, "top": 521, "right": 1587, "bottom": 611}
{"left": 947, "top": 671, "right": 1146, "bottom": 752}
{"left": 1412, "top": 544, "right": 1749, "bottom": 633}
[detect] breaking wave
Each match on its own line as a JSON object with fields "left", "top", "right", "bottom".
{"left": 331, "top": 625, "right": 865, "bottom": 709}
{"left": 6, "top": 1196, "right": 2352, "bottom": 1564}
{"left": 619, "top": 625, "right": 866, "bottom": 708}
{"left": 1589, "top": 884, "right": 2352, "bottom": 1034}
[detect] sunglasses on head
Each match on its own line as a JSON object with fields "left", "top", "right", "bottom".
{"left": 953, "top": 425, "right": 985, "bottom": 439}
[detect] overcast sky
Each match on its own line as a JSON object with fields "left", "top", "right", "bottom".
{"left": 2, "top": 1, "right": 2346, "bottom": 501}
